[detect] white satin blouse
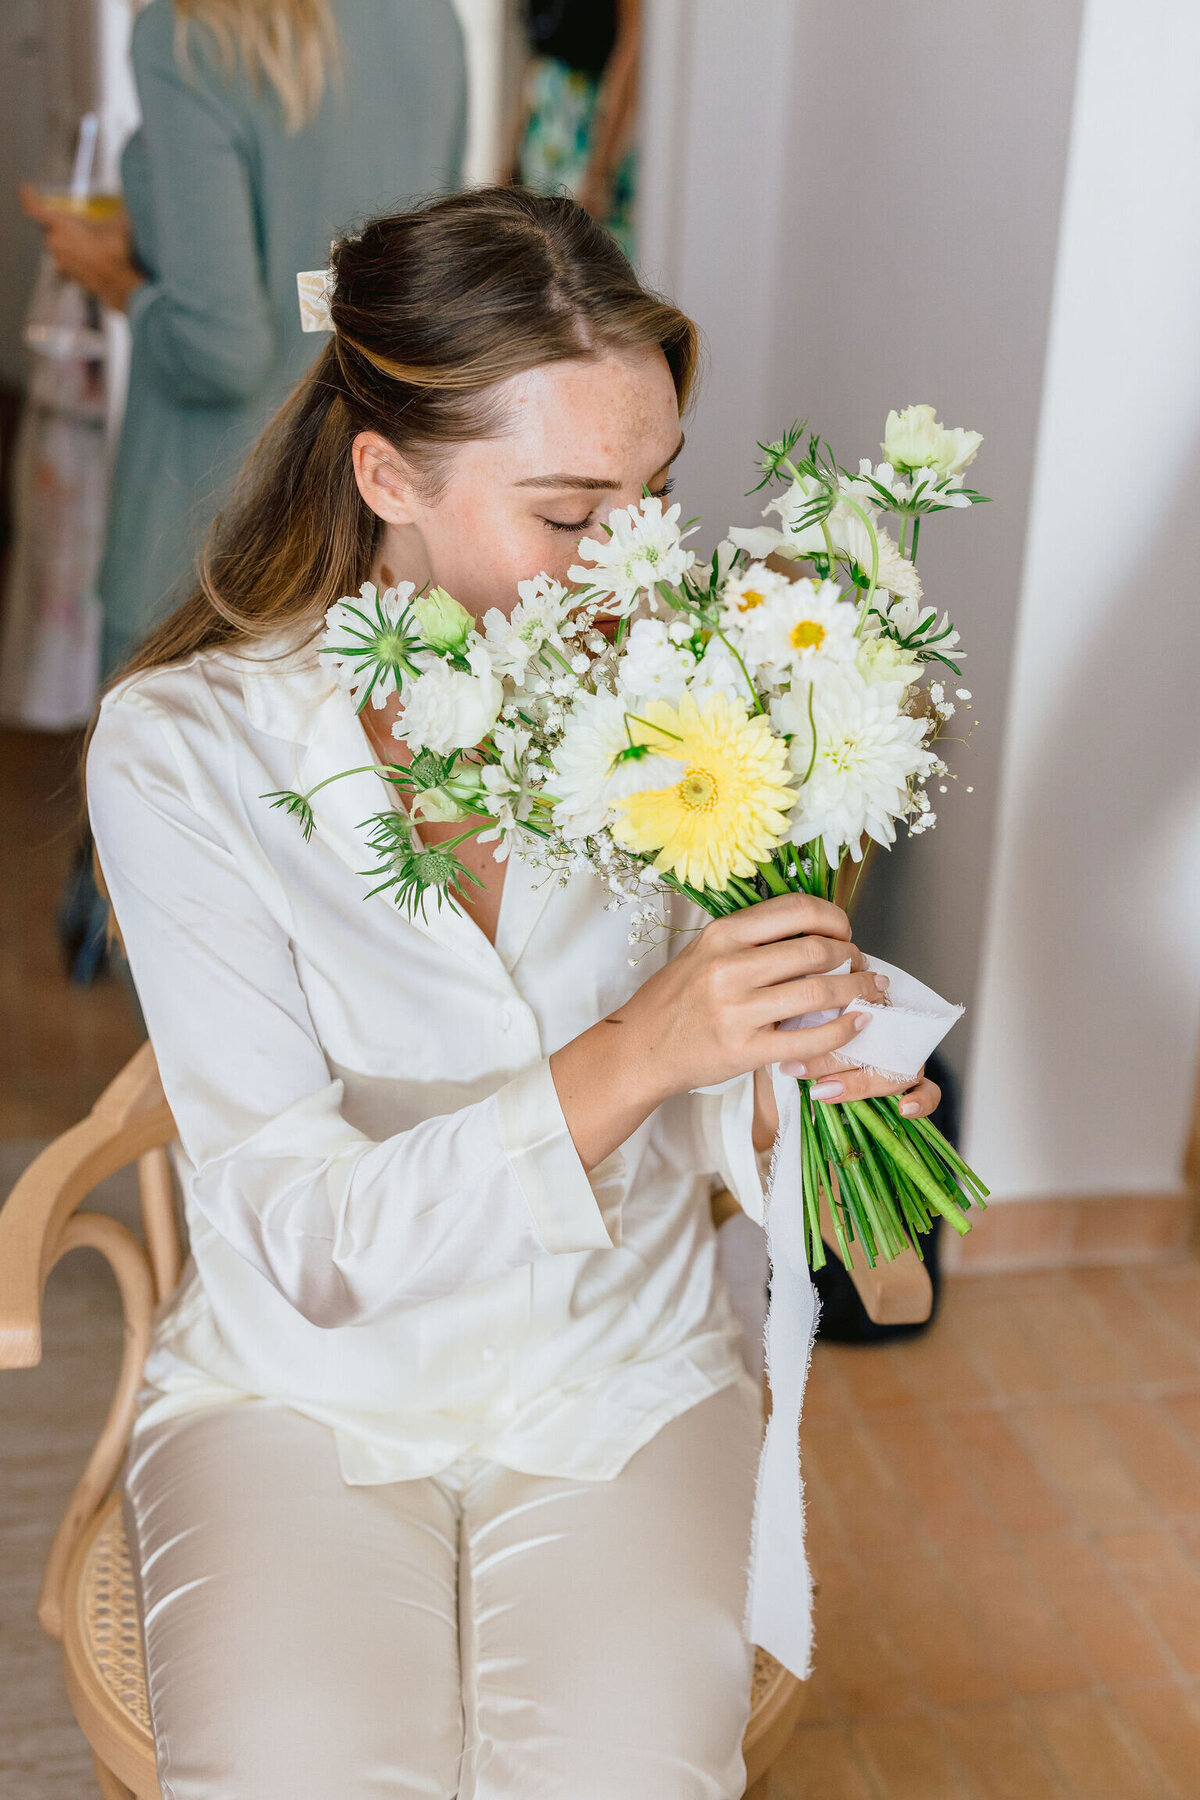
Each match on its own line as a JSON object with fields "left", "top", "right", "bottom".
{"left": 86, "top": 637, "right": 772, "bottom": 1489}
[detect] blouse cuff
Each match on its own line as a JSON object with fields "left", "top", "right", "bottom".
{"left": 495, "top": 1058, "right": 626, "bottom": 1254}
{"left": 694, "top": 1074, "right": 770, "bottom": 1227}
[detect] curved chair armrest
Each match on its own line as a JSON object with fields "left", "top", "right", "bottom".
{"left": 0, "top": 1043, "right": 174, "bottom": 1369}
{"left": 37, "top": 1212, "right": 157, "bottom": 1638}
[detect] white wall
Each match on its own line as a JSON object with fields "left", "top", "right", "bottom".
{"left": 641, "top": 1, "right": 1083, "bottom": 1095}
{"left": 640, "top": 2, "right": 1200, "bottom": 1204}
{"left": 962, "top": 0, "right": 1200, "bottom": 1198}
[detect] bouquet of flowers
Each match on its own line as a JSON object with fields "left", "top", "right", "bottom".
{"left": 270, "top": 403, "right": 990, "bottom": 1273}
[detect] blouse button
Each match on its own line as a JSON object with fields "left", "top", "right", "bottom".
{"left": 482, "top": 1344, "right": 497, "bottom": 1363}
{"left": 498, "top": 1006, "right": 513, "bottom": 1031}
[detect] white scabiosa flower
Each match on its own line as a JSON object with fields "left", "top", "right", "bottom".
{"left": 547, "top": 688, "right": 682, "bottom": 840}
{"left": 319, "top": 581, "right": 423, "bottom": 710}
{"left": 772, "top": 666, "right": 937, "bottom": 862}
{"left": 476, "top": 723, "right": 539, "bottom": 860}
{"left": 840, "top": 515, "right": 924, "bottom": 606}
{"left": 614, "top": 617, "right": 695, "bottom": 704}
{"left": 569, "top": 496, "right": 696, "bottom": 615}
{"left": 727, "top": 476, "right": 829, "bottom": 562}
{"left": 394, "top": 643, "right": 503, "bottom": 754}
{"left": 481, "top": 574, "right": 571, "bottom": 681}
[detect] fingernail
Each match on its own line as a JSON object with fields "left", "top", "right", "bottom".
{"left": 853, "top": 1012, "right": 870, "bottom": 1031}
{"left": 786, "top": 1062, "right": 807, "bottom": 1077}
{"left": 810, "top": 1079, "right": 844, "bottom": 1101}
{"left": 899, "top": 1100, "right": 918, "bottom": 1116}
{"left": 873, "top": 973, "right": 890, "bottom": 993}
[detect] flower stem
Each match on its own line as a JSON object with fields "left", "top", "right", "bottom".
{"left": 844, "top": 1100, "right": 972, "bottom": 1235}
{"left": 755, "top": 859, "right": 791, "bottom": 897}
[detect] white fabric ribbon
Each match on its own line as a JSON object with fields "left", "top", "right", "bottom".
{"left": 700, "top": 951, "right": 963, "bottom": 1679}
{"left": 797, "top": 953, "right": 965, "bottom": 1081}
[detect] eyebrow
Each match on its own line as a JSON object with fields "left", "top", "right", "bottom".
{"left": 513, "top": 432, "right": 686, "bottom": 491}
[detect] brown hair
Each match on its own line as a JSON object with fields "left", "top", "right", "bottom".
{"left": 113, "top": 187, "right": 699, "bottom": 690}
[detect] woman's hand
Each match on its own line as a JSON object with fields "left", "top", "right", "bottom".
{"left": 750, "top": 995, "right": 943, "bottom": 1148}
{"left": 617, "top": 894, "right": 884, "bottom": 1098}
{"left": 20, "top": 185, "right": 143, "bottom": 313}
{"left": 785, "top": 1050, "right": 941, "bottom": 1121}
{"left": 551, "top": 894, "right": 886, "bottom": 1170}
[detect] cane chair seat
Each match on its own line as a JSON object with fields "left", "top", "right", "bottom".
{"left": 64, "top": 1489, "right": 799, "bottom": 1799}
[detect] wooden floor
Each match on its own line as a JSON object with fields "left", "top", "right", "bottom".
{"left": 3, "top": 723, "right": 1200, "bottom": 1798}
{"left": 0, "top": 726, "right": 143, "bottom": 1138}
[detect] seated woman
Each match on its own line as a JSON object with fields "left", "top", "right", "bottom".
{"left": 87, "top": 187, "right": 938, "bottom": 1800}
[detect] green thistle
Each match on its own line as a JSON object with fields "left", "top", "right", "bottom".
{"left": 360, "top": 810, "right": 483, "bottom": 920}
{"left": 319, "top": 582, "right": 428, "bottom": 712}
{"left": 263, "top": 790, "right": 316, "bottom": 840}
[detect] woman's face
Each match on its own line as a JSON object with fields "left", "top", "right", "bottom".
{"left": 352, "top": 346, "right": 684, "bottom": 619}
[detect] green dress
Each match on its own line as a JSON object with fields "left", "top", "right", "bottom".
{"left": 100, "top": 0, "right": 466, "bottom": 674}
{"left": 517, "top": 58, "right": 636, "bottom": 263}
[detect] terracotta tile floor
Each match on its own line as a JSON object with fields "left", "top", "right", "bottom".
{"left": 763, "top": 1259, "right": 1200, "bottom": 1798}
{"left": 4, "top": 725, "right": 1200, "bottom": 1797}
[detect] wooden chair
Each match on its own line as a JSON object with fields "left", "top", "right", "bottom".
{"left": 0, "top": 1044, "right": 931, "bottom": 1799}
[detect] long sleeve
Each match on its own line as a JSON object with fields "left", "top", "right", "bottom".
{"left": 87, "top": 690, "right": 625, "bottom": 1330}
{"left": 125, "top": 4, "right": 275, "bottom": 407}
{"left": 658, "top": 891, "right": 773, "bottom": 1224}
{"left": 691, "top": 1080, "right": 772, "bottom": 1226}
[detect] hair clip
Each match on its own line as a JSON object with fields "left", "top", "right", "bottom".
{"left": 296, "top": 265, "right": 334, "bottom": 332}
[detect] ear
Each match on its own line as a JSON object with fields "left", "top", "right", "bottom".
{"left": 351, "top": 430, "right": 422, "bottom": 526}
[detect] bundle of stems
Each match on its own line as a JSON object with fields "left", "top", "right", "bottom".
{"left": 666, "top": 850, "right": 989, "bottom": 1272}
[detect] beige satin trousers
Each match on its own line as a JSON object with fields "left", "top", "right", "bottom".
{"left": 121, "top": 1373, "right": 765, "bottom": 1799}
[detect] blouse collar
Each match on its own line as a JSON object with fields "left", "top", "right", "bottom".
{"left": 235, "top": 635, "right": 556, "bottom": 979}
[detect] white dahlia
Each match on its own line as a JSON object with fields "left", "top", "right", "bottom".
{"left": 772, "top": 666, "right": 936, "bottom": 862}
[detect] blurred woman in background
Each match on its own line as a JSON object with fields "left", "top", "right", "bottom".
{"left": 513, "top": 0, "right": 640, "bottom": 261}
{"left": 26, "top": 0, "right": 467, "bottom": 678}
{"left": 22, "top": 0, "right": 466, "bottom": 977}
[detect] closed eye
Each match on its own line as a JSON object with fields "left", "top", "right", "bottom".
{"left": 541, "top": 478, "right": 675, "bottom": 535}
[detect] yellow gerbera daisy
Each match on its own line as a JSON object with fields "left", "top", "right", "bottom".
{"left": 612, "top": 691, "right": 797, "bottom": 893}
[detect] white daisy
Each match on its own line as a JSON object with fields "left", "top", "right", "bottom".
{"left": 569, "top": 496, "right": 696, "bottom": 616}
{"left": 772, "top": 666, "right": 936, "bottom": 863}
{"left": 547, "top": 688, "right": 682, "bottom": 840}
{"left": 717, "top": 562, "right": 794, "bottom": 634}
{"left": 757, "top": 578, "right": 859, "bottom": 681}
